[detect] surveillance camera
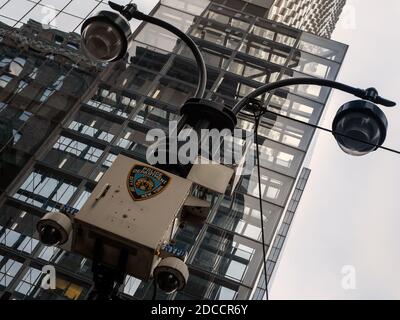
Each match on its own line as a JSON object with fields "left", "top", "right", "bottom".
{"left": 36, "top": 212, "right": 73, "bottom": 246}
{"left": 153, "top": 257, "right": 189, "bottom": 294}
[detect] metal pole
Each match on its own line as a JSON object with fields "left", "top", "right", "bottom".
{"left": 232, "top": 77, "right": 396, "bottom": 115}
{"left": 110, "top": 1, "right": 207, "bottom": 99}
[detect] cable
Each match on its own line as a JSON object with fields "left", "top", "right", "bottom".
{"left": 249, "top": 97, "right": 400, "bottom": 301}
{"left": 252, "top": 105, "right": 269, "bottom": 301}
{"left": 240, "top": 106, "right": 400, "bottom": 156}
{"left": 232, "top": 78, "right": 396, "bottom": 115}
{"left": 266, "top": 109, "right": 400, "bottom": 156}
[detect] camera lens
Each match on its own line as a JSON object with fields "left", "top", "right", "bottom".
{"left": 82, "top": 21, "right": 124, "bottom": 62}
{"left": 156, "top": 271, "right": 180, "bottom": 294}
{"left": 40, "top": 225, "right": 62, "bottom": 246}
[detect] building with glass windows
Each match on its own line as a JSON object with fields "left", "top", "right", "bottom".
{"left": 0, "top": 0, "right": 347, "bottom": 300}
{"left": 267, "top": 0, "right": 347, "bottom": 38}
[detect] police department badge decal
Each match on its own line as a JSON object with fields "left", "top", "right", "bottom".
{"left": 127, "top": 165, "right": 170, "bottom": 201}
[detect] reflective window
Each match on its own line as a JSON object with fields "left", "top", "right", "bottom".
{"left": 0, "top": 56, "right": 13, "bottom": 68}
{"left": 17, "top": 236, "right": 39, "bottom": 254}
{"left": 239, "top": 38, "right": 292, "bottom": 67}
{"left": 103, "top": 153, "right": 117, "bottom": 168}
{"left": 267, "top": 91, "right": 324, "bottom": 125}
{"left": 0, "top": 205, "right": 40, "bottom": 243}
{"left": 191, "top": 226, "right": 265, "bottom": 287}
{"left": 226, "top": 57, "right": 281, "bottom": 84}
{"left": 128, "top": 41, "right": 171, "bottom": 73}
{"left": 176, "top": 272, "right": 245, "bottom": 300}
{"left": 251, "top": 139, "right": 303, "bottom": 176}
{"left": 53, "top": 136, "right": 88, "bottom": 157}
{"left": 33, "top": 276, "right": 88, "bottom": 300}
{"left": 67, "top": 111, "right": 121, "bottom": 143}
{"left": 72, "top": 189, "right": 92, "bottom": 210}
{"left": 290, "top": 50, "right": 340, "bottom": 80}
{"left": 238, "top": 167, "right": 293, "bottom": 207}
{"left": 0, "top": 102, "right": 7, "bottom": 112}
{"left": 135, "top": 6, "right": 196, "bottom": 52}
{"left": 13, "top": 171, "right": 78, "bottom": 210}
{"left": 280, "top": 69, "right": 331, "bottom": 103}
{"left": 15, "top": 267, "right": 42, "bottom": 296}
{"left": 16, "top": 80, "right": 28, "bottom": 94}
{"left": 212, "top": 193, "right": 283, "bottom": 243}
{"left": 114, "top": 127, "right": 151, "bottom": 160}
{"left": 298, "top": 32, "right": 347, "bottom": 63}
{"left": 0, "top": 74, "right": 13, "bottom": 88}
{"left": 87, "top": 88, "right": 138, "bottom": 119}
{"left": 215, "top": 74, "right": 259, "bottom": 107}
{"left": 0, "top": 228, "right": 39, "bottom": 254}
{"left": 38, "top": 246, "right": 60, "bottom": 262}
{"left": 39, "top": 75, "right": 65, "bottom": 103}
{"left": 191, "top": 23, "right": 243, "bottom": 51}
{"left": 0, "top": 0, "right": 35, "bottom": 21}
{"left": 64, "top": 0, "right": 99, "bottom": 19}
{"left": 133, "top": 102, "right": 179, "bottom": 128}
{"left": 204, "top": 4, "right": 250, "bottom": 31}
{"left": 44, "top": 135, "right": 104, "bottom": 176}
{"left": 251, "top": 18, "right": 299, "bottom": 47}
{"left": 52, "top": 251, "right": 91, "bottom": 278}
{"left": 106, "top": 65, "right": 157, "bottom": 96}
{"left": 84, "top": 147, "right": 103, "bottom": 163}
{"left": 179, "top": 45, "right": 230, "bottom": 70}
{"left": 149, "top": 77, "right": 197, "bottom": 106}
{"left": 162, "top": 0, "right": 209, "bottom": 16}
{"left": 123, "top": 275, "right": 142, "bottom": 297}
{"left": 0, "top": 256, "right": 23, "bottom": 288}
{"left": 9, "top": 57, "right": 26, "bottom": 76}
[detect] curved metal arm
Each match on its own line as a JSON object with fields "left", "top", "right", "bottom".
{"left": 109, "top": 1, "right": 207, "bottom": 99}
{"left": 232, "top": 78, "right": 396, "bottom": 115}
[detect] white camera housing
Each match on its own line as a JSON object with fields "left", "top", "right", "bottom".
{"left": 71, "top": 156, "right": 193, "bottom": 281}
{"left": 36, "top": 211, "right": 73, "bottom": 246}
{"left": 34, "top": 154, "right": 234, "bottom": 293}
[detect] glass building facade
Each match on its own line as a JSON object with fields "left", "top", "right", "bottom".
{"left": 267, "top": 0, "right": 347, "bottom": 38}
{"left": 0, "top": 0, "right": 347, "bottom": 300}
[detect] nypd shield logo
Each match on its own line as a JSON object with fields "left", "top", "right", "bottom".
{"left": 127, "top": 165, "right": 170, "bottom": 201}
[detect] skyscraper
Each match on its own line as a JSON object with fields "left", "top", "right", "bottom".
{"left": 0, "top": 0, "right": 347, "bottom": 300}
{"left": 267, "top": 0, "right": 347, "bottom": 38}
{"left": 210, "top": 0, "right": 347, "bottom": 38}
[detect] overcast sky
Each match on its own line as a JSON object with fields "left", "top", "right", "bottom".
{"left": 270, "top": 0, "right": 400, "bottom": 300}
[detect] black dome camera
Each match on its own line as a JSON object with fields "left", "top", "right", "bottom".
{"left": 153, "top": 257, "right": 189, "bottom": 294}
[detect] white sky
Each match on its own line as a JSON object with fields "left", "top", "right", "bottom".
{"left": 270, "top": 0, "right": 400, "bottom": 300}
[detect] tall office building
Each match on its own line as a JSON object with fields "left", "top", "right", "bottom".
{"left": 0, "top": 0, "right": 347, "bottom": 300}
{"left": 267, "top": 0, "right": 347, "bottom": 38}
{"left": 212, "top": 0, "right": 347, "bottom": 38}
